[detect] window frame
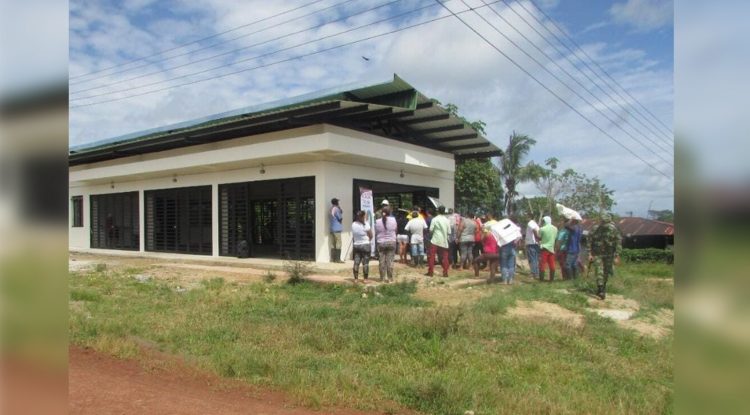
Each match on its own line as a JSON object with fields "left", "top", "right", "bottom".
{"left": 71, "top": 195, "right": 83, "bottom": 227}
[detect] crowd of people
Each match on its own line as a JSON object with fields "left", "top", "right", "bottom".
{"left": 331, "top": 198, "right": 622, "bottom": 300}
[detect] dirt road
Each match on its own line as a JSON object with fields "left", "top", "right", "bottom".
{"left": 69, "top": 346, "right": 382, "bottom": 415}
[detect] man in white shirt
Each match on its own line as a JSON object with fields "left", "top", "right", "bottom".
{"left": 404, "top": 210, "right": 427, "bottom": 267}
{"left": 525, "top": 218, "right": 541, "bottom": 278}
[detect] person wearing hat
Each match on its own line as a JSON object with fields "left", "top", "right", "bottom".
{"left": 329, "top": 198, "right": 343, "bottom": 263}
{"left": 588, "top": 213, "right": 622, "bottom": 299}
{"left": 373, "top": 199, "right": 389, "bottom": 221}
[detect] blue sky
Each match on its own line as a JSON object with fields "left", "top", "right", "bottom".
{"left": 69, "top": 0, "right": 674, "bottom": 217}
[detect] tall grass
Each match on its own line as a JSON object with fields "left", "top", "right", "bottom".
{"left": 69, "top": 263, "right": 673, "bottom": 414}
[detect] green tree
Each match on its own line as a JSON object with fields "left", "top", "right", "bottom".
{"left": 435, "top": 100, "right": 487, "bottom": 135}
{"left": 455, "top": 158, "right": 503, "bottom": 215}
{"left": 513, "top": 196, "right": 549, "bottom": 222}
{"left": 527, "top": 157, "right": 576, "bottom": 217}
{"left": 500, "top": 132, "right": 537, "bottom": 216}
{"left": 523, "top": 159, "right": 616, "bottom": 220}
{"left": 435, "top": 100, "right": 502, "bottom": 215}
{"left": 559, "top": 173, "right": 616, "bottom": 218}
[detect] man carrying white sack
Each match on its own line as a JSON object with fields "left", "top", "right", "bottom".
{"left": 555, "top": 204, "right": 583, "bottom": 279}
{"left": 490, "top": 218, "right": 522, "bottom": 285}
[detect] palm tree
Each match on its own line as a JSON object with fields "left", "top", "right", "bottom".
{"left": 500, "top": 131, "right": 536, "bottom": 216}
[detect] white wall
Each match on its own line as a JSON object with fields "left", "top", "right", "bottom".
{"left": 70, "top": 124, "right": 455, "bottom": 262}
{"left": 317, "top": 160, "right": 454, "bottom": 261}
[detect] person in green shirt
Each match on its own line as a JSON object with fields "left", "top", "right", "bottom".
{"left": 538, "top": 216, "right": 558, "bottom": 281}
{"left": 426, "top": 206, "right": 452, "bottom": 278}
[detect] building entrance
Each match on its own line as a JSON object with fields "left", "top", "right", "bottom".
{"left": 219, "top": 177, "right": 315, "bottom": 260}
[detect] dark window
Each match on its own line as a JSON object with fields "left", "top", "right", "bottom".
{"left": 145, "top": 186, "right": 212, "bottom": 255}
{"left": 71, "top": 195, "right": 83, "bottom": 227}
{"left": 90, "top": 192, "right": 139, "bottom": 250}
{"left": 219, "top": 177, "right": 314, "bottom": 260}
{"left": 351, "top": 179, "right": 439, "bottom": 213}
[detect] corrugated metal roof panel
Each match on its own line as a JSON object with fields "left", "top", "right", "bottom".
{"left": 70, "top": 74, "right": 502, "bottom": 165}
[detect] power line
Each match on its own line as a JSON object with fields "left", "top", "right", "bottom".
{"left": 479, "top": 0, "right": 673, "bottom": 159}
{"left": 69, "top": 0, "right": 330, "bottom": 82}
{"left": 433, "top": 0, "right": 672, "bottom": 179}
{"left": 70, "top": 0, "right": 362, "bottom": 91}
{"left": 70, "top": 0, "right": 503, "bottom": 108}
{"left": 522, "top": 0, "right": 674, "bottom": 142}
{"left": 70, "top": 0, "right": 393, "bottom": 97}
{"left": 462, "top": 0, "right": 672, "bottom": 167}
{"left": 498, "top": 0, "right": 674, "bottom": 150}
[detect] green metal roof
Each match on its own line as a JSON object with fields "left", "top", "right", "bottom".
{"left": 70, "top": 74, "right": 502, "bottom": 165}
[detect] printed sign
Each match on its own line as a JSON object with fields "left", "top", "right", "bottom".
{"left": 359, "top": 187, "right": 376, "bottom": 255}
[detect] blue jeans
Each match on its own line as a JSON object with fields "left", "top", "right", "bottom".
{"left": 526, "top": 244, "right": 540, "bottom": 277}
{"left": 500, "top": 243, "right": 516, "bottom": 283}
{"left": 565, "top": 251, "right": 579, "bottom": 279}
{"left": 410, "top": 243, "right": 425, "bottom": 259}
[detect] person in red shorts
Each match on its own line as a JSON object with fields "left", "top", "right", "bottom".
{"left": 538, "top": 215, "right": 558, "bottom": 281}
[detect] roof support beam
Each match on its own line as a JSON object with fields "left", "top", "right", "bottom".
{"left": 430, "top": 133, "right": 479, "bottom": 144}
{"left": 400, "top": 113, "right": 451, "bottom": 125}
{"left": 443, "top": 142, "right": 492, "bottom": 151}
{"left": 413, "top": 124, "right": 465, "bottom": 135}
{"left": 454, "top": 150, "right": 503, "bottom": 161}
{"left": 355, "top": 109, "right": 414, "bottom": 122}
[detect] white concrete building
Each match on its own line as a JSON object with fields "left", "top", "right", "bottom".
{"left": 69, "top": 75, "right": 501, "bottom": 262}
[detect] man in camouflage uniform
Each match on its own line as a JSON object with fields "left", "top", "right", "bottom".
{"left": 588, "top": 213, "right": 622, "bottom": 300}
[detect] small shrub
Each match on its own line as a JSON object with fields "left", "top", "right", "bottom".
{"left": 621, "top": 248, "right": 673, "bottom": 264}
{"left": 284, "top": 260, "right": 313, "bottom": 285}
{"left": 262, "top": 271, "right": 277, "bottom": 283}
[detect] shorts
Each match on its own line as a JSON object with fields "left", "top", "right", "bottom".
{"left": 397, "top": 234, "right": 409, "bottom": 244}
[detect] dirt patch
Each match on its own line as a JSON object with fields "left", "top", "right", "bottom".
{"left": 586, "top": 295, "right": 672, "bottom": 339}
{"left": 506, "top": 301, "right": 585, "bottom": 328}
{"left": 69, "top": 346, "right": 404, "bottom": 415}
{"left": 69, "top": 259, "right": 95, "bottom": 272}
{"left": 586, "top": 294, "right": 641, "bottom": 312}
{"left": 620, "top": 309, "right": 674, "bottom": 339}
{"left": 414, "top": 284, "right": 491, "bottom": 307}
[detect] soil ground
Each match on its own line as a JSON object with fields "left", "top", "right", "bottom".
{"left": 69, "top": 346, "right": 392, "bottom": 415}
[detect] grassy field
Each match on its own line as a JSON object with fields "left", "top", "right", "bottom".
{"left": 69, "top": 261, "right": 673, "bottom": 414}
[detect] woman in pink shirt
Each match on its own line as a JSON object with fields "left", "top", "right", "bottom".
{"left": 473, "top": 231, "right": 499, "bottom": 281}
{"left": 374, "top": 204, "right": 398, "bottom": 282}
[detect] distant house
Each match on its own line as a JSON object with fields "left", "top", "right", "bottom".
{"left": 68, "top": 75, "right": 501, "bottom": 262}
{"left": 581, "top": 217, "right": 674, "bottom": 250}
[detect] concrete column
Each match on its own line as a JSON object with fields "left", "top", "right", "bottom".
{"left": 212, "top": 183, "right": 219, "bottom": 257}
{"left": 138, "top": 189, "right": 145, "bottom": 252}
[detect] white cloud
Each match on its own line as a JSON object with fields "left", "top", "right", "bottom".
{"left": 69, "top": 0, "right": 674, "bottom": 216}
{"left": 610, "top": 0, "right": 673, "bottom": 32}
